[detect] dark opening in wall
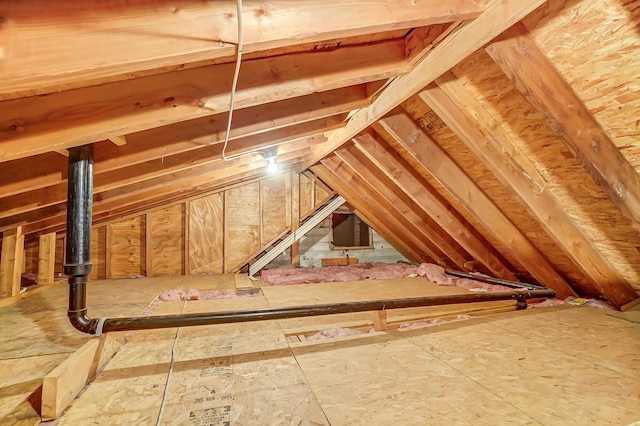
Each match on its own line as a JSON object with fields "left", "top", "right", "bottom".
{"left": 330, "top": 211, "right": 373, "bottom": 250}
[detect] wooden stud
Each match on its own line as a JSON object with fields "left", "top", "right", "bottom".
{"left": 379, "top": 109, "right": 576, "bottom": 298}
{"left": 104, "top": 224, "right": 113, "bottom": 279}
{"left": 37, "top": 232, "right": 56, "bottom": 286}
{"left": 486, "top": 23, "right": 640, "bottom": 231}
{"left": 372, "top": 310, "right": 388, "bottom": 331}
{"left": 421, "top": 79, "right": 638, "bottom": 308}
{"left": 290, "top": 172, "right": 301, "bottom": 266}
{"left": 0, "top": 226, "right": 24, "bottom": 298}
{"left": 145, "top": 213, "right": 152, "bottom": 277}
{"left": 183, "top": 202, "right": 190, "bottom": 275}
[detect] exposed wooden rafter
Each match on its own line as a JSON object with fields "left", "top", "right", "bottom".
{"left": 420, "top": 78, "right": 638, "bottom": 308}
{"left": 311, "top": 164, "right": 423, "bottom": 264}
{"left": 334, "top": 144, "right": 468, "bottom": 269}
{"left": 0, "top": 40, "right": 407, "bottom": 163}
{"left": 352, "top": 132, "right": 519, "bottom": 281}
{"left": 486, "top": 23, "right": 640, "bottom": 232}
{"left": 378, "top": 109, "right": 576, "bottom": 298}
{"left": 302, "top": 0, "right": 547, "bottom": 168}
{"left": 0, "top": 0, "right": 484, "bottom": 100}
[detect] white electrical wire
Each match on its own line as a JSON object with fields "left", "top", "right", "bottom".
{"left": 221, "top": 0, "right": 244, "bottom": 161}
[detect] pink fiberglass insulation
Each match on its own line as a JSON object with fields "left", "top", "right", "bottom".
{"left": 531, "top": 298, "right": 567, "bottom": 308}
{"left": 158, "top": 288, "right": 258, "bottom": 301}
{"left": 261, "top": 262, "right": 418, "bottom": 286}
{"left": 454, "top": 278, "right": 516, "bottom": 293}
{"left": 199, "top": 289, "right": 256, "bottom": 300}
{"left": 531, "top": 297, "right": 614, "bottom": 310}
{"left": 416, "top": 263, "right": 455, "bottom": 286}
{"left": 306, "top": 327, "right": 367, "bottom": 341}
{"left": 399, "top": 314, "right": 472, "bottom": 330}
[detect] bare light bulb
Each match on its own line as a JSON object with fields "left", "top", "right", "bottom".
{"left": 266, "top": 156, "right": 279, "bottom": 174}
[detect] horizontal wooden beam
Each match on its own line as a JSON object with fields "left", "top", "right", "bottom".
{"left": 486, "top": 23, "right": 640, "bottom": 232}
{"left": 22, "top": 153, "right": 308, "bottom": 237}
{"left": 379, "top": 109, "right": 576, "bottom": 298}
{"left": 0, "top": 39, "right": 407, "bottom": 163}
{"left": 0, "top": 118, "right": 337, "bottom": 219}
{"left": 0, "top": 0, "right": 484, "bottom": 100}
{"left": 421, "top": 78, "right": 638, "bottom": 308}
{"left": 301, "top": 0, "right": 546, "bottom": 168}
{"left": 0, "top": 86, "right": 367, "bottom": 197}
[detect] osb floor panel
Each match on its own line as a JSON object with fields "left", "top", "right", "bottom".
{"left": 1, "top": 276, "right": 639, "bottom": 425}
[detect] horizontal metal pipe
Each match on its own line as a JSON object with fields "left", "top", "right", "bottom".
{"left": 444, "top": 269, "right": 547, "bottom": 290}
{"left": 91, "top": 289, "right": 555, "bottom": 334}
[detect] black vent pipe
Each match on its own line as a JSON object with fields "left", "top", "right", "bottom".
{"left": 64, "top": 144, "right": 555, "bottom": 335}
{"left": 65, "top": 145, "right": 99, "bottom": 334}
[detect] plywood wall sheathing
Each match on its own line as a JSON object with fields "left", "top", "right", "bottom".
{"left": 260, "top": 175, "right": 289, "bottom": 246}
{"left": 107, "top": 216, "right": 145, "bottom": 278}
{"left": 299, "top": 173, "right": 314, "bottom": 219}
{"left": 188, "top": 193, "right": 224, "bottom": 275}
{"left": 224, "top": 183, "right": 261, "bottom": 272}
{"left": 89, "top": 227, "right": 106, "bottom": 280}
{"left": 38, "top": 232, "right": 56, "bottom": 285}
{"left": 149, "top": 204, "right": 184, "bottom": 276}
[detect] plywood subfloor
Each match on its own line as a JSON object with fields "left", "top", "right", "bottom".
{"left": 1, "top": 275, "right": 639, "bottom": 425}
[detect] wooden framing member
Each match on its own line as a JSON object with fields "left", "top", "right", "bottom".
{"left": 311, "top": 164, "right": 421, "bottom": 264}
{"left": 0, "top": 117, "right": 338, "bottom": 219}
{"left": 0, "top": 0, "right": 484, "bottom": 100}
{"left": 352, "top": 132, "right": 519, "bottom": 281}
{"left": 0, "top": 85, "right": 368, "bottom": 198}
{"left": 378, "top": 109, "right": 576, "bottom": 298}
{"left": 321, "top": 155, "right": 442, "bottom": 264}
{"left": 301, "top": 0, "right": 546, "bottom": 168}
{"left": 37, "top": 232, "right": 57, "bottom": 286}
{"left": 486, "top": 23, "right": 640, "bottom": 232}
{"left": 334, "top": 144, "right": 469, "bottom": 270}
{"left": 0, "top": 226, "right": 24, "bottom": 298}
{"left": 0, "top": 40, "right": 408, "bottom": 163}
{"left": 421, "top": 78, "right": 638, "bottom": 308}
{"left": 0, "top": 138, "right": 313, "bottom": 232}
{"left": 291, "top": 171, "right": 301, "bottom": 266}
{"left": 41, "top": 334, "right": 124, "bottom": 421}
{"left": 18, "top": 152, "right": 308, "bottom": 241}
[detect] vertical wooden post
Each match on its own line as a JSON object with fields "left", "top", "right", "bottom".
{"left": 104, "top": 225, "right": 112, "bottom": 279}
{"left": 145, "top": 213, "right": 152, "bottom": 277}
{"left": 184, "top": 202, "right": 190, "bottom": 275}
{"left": 38, "top": 232, "right": 57, "bottom": 285}
{"left": 291, "top": 172, "right": 301, "bottom": 265}
{"left": 0, "top": 226, "right": 24, "bottom": 298}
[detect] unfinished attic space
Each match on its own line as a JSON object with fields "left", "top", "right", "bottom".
{"left": 1, "top": 0, "right": 640, "bottom": 424}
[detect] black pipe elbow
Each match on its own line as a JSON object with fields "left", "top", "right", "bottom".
{"left": 68, "top": 312, "right": 98, "bottom": 334}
